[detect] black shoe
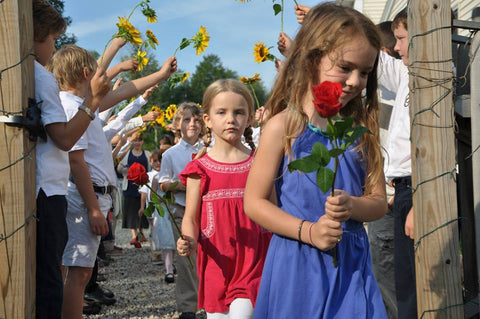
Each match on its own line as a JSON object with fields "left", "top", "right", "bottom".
{"left": 83, "top": 301, "right": 101, "bottom": 315}
{"left": 85, "top": 288, "right": 116, "bottom": 306}
{"left": 93, "top": 286, "right": 114, "bottom": 298}
{"left": 97, "top": 273, "right": 107, "bottom": 282}
{"left": 165, "top": 273, "right": 175, "bottom": 284}
{"left": 179, "top": 312, "right": 196, "bottom": 319}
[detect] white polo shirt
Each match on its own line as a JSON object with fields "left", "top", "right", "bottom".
{"left": 157, "top": 139, "right": 203, "bottom": 207}
{"left": 34, "top": 61, "right": 69, "bottom": 197}
{"left": 60, "top": 91, "right": 117, "bottom": 211}
{"left": 378, "top": 51, "right": 411, "bottom": 181}
{"left": 101, "top": 95, "right": 146, "bottom": 142}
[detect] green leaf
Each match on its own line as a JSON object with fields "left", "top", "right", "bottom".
{"left": 267, "top": 54, "right": 276, "bottom": 62}
{"left": 326, "top": 121, "right": 336, "bottom": 138}
{"left": 328, "top": 148, "right": 344, "bottom": 158}
{"left": 311, "top": 142, "right": 331, "bottom": 166}
{"left": 151, "top": 193, "right": 160, "bottom": 205}
{"left": 334, "top": 117, "right": 354, "bottom": 139}
{"left": 144, "top": 203, "right": 155, "bottom": 217}
{"left": 288, "top": 156, "right": 320, "bottom": 173}
{"left": 345, "top": 125, "right": 370, "bottom": 145}
{"left": 156, "top": 204, "right": 165, "bottom": 217}
{"left": 179, "top": 38, "right": 190, "bottom": 50}
{"left": 316, "top": 167, "right": 334, "bottom": 193}
{"left": 273, "top": 4, "right": 282, "bottom": 15}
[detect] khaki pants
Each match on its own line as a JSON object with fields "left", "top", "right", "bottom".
{"left": 171, "top": 204, "right": 198, "bottom": 313}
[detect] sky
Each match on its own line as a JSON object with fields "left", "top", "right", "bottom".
{"left": 64, "top": 0, "right": 321, "bottom": 91}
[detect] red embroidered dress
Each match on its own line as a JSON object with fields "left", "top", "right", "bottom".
{"left": 179, "top": 154, "right": 271, "bottom": 313}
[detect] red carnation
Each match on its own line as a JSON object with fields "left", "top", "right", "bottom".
{"left": 312, "top": 81, "right": 343, "bottom": 118}
{"left": 127, "top": 162, "right": 149, "bottom": 185}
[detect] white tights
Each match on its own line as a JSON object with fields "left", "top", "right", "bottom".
{"left": 206, "top": 298, "right": 254, "bottom": 319}
{"left": 162, "top": 249, "right": 174, "bottom": 274}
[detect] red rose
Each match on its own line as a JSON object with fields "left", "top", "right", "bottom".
{"left": 312, "top": 81, "right": 343, "bottom": 118}
{"left": 127, "top": 162, "right": 149, "bottom": 185}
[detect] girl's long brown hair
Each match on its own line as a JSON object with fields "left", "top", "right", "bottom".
{"left": 266, "top": 2, "right": 382, "bottom": 194}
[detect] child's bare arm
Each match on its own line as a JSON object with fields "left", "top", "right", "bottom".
{"left": 99, "top": 57, "right": 177, "bottom": 111}
{"left": 139, "top": 192, "right": 147, "bottom": 217}
{"left": 106, "top": 58, "right": 139, "bottom": 79}
{"left": 178, "top": 175, "right": 201, "bottom": 256}
{"left": 97, "top": 37, "right": 127, "bottom": 72}
{"left": 69, "top": 150, "right": 109, "bottom": 236}
{"left": 295, "top": 4, "right": 311, "bottom": 24}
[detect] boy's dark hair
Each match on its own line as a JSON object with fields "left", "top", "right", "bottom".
{"left": 158, "top": 134, "right": 174, "bottom": 146}
{"left": 392, "top": 8, "right": 408, "bottom": 31}
{"left": 377, "top": 21, "right": 401, "bottom": 59}
{"left": 33, "top": 0, "right": 66, "bottom": 42}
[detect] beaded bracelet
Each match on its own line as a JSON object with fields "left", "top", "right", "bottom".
{"left": 297, "top": 219, "right": 306, "bottom": 242}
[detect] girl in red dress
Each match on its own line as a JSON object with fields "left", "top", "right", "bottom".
{"left": 177, "top": 79, "right": 271, "bottom": 318}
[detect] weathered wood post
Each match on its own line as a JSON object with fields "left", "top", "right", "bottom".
{"left": 0, "top": 0, "right": 36, "bottom": 318}
{"left": 409, "top": 0, "right": 463, "bottom": 317}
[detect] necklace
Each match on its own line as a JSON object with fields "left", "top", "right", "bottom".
{"left": 307, "top": 122, "right": 328, "bottom": 137}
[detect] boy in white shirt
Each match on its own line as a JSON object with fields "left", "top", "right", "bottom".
{"left": 157, "top": 103, "right": 204, "bottom": 319}
{"left": 32, "top": 1, "right": 111, "bottom": 318}
{"left": 47, "top": 44, "right": 177, "bottom": 319}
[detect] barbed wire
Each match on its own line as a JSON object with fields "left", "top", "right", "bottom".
{"left": 405, "top": 1, "right": 473, "bottom": 315}
{"left": 0, "top": 144, "right": 35, "bottom": 172}
{"left": 0, "top": 46, "right": 36, "bottom": 116}
{"left": 0, "top": 211, "right": 38, "bottom": 244}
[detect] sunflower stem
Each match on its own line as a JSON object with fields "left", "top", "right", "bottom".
{"left": 293, "top": 0, "right": 299, "bottom": 6}
{"left": 99, "top": 37, "right": 114, "bottom": 69}
{"left": 127, "top": 2, "right": 142, "bottom": 20}
{"left": 248, "top": 83, "right": 261, "bottom": 110}
{"left": 281, "top": 0, "right": 284, "bottom": 33}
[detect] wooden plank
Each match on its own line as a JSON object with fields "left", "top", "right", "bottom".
{"left": 408, "top": 1, "right": 464, "bottom": 317}
{"left": 0, "top": 0, "right": 36, "bottom": 318}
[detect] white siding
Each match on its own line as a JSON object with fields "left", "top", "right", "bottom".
{"left": 363, "top": 1, "right": 387, "bottom": 24}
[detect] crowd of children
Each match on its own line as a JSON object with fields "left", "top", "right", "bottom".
{"left": 31, "top": 0, "right": 427, "bottom": 318}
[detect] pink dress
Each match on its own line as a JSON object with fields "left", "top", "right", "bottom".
{"left": 179, "top": 154, "right": 271, "bottom": 313}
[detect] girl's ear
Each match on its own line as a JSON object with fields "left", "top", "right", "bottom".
{"left": 203, "top": 113, "right": 211, "bottom": 128}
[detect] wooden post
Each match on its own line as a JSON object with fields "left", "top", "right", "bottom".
{"left": 409, "top": 1, "right": 464, "bottom": 317}
{"left": 0, "top": 0, "right": 36, "bottom": 318}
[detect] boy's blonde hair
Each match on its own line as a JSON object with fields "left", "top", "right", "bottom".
{"left": 195, "top": 79, "right": 256, "bottom": 159}
{"left": 47, "top": 45, "right": 97, "bottom": 91}
{"left": 266, "top": 2, "right": 382, "bottom": 194}
{"left": 33, "top": 0, "right": 66, "bottom": 42}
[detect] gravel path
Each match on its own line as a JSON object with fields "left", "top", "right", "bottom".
{"left": 84, "top": 224, "right": 206, "bottom": 319}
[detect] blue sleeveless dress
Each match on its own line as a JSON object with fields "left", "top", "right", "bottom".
{"left": 253, "top": 127, "right": 387, "bottom": 319}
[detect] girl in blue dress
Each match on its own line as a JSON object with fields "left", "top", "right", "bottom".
{"left": 244, "top": 3, "right": 388, "bottom": 318}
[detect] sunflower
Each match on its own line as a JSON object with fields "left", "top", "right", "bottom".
{"left": 253, "top": 41, "right": 275, "bottom": 63}
{"left": 151, "top": 106, "right": 161, "bottom": 112}
{"left": 192, "top": 26, "right": 210, "bottom": 55}
{"left": 165, "top": 104, "right": 178, "bottom": 121}
{"left": 197, "top": 103, "right": 203, "bottom": 108}
{"left": 146, "top": 30, "right": 159, "bottom": 46}
{"left": 181, "top": 72, "right": 190, "bottom": 83}
{"left": 155, "top": 111, "right": 166, "bottom": 127}
{"left": 136, "top": 50, "right": 149, "bottom": 71}
{"left": 142, "top": 7, "right": 158, "bottom": 23}
{"left": 239, "top": 73, "right": 261, "bottom": 85}
{"left": 116, "top": 16, "right": 143, "bottom": 46}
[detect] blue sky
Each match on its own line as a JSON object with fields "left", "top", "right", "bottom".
{"left": 64, "top": 0, "right": 321, "bottom": 90}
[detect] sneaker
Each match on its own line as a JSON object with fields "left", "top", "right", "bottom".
{"left": 165, "top": 273, "right": 175, "bottom": 284}
{"left": 83, "top": 301, "right": 101, "bottom": 315}
{"left": 84, "top": 287, "right": 116, "bottom": 306}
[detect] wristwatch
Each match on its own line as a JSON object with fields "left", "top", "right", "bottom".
{"left": 78, "top": 104, "right": 95, "bottom": 120}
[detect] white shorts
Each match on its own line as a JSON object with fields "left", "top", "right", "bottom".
{"left": 62, "top": 184, "right": 112, "bottom": 268}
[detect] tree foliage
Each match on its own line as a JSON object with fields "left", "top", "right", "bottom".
{"left": 47, "top": 0, "right": 77, "bottom": 49}
{"left": 111, "top": 49, "right": 270, "bottom": 150}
